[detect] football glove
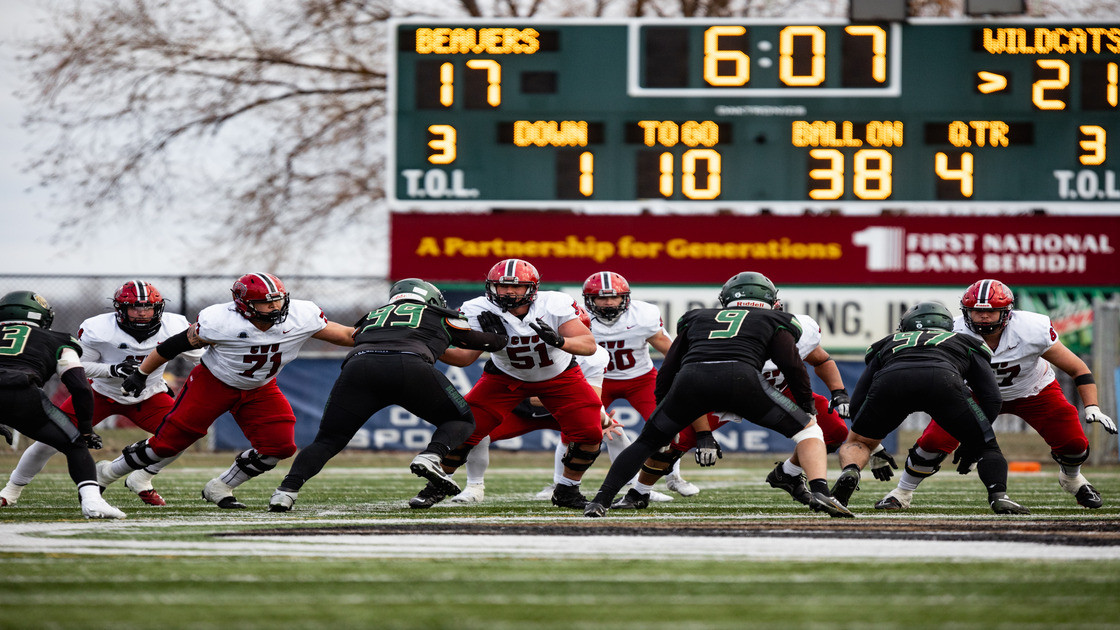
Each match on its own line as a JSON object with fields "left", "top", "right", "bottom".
{"left": 828, "top": 388, "right": 851, "bottom": 419}
{"left": 528, "top": 318, "right": 565, "bottom": 348}
{"left": 1085, "top": 405, "right": 1117, "bottom": 434}
{"left": 477, "top": 311, "right": 507, "bottom": 337}
{"left": 951, "top": 445, "right": 979, "bottom": 475}
{"left": 694, "top": 430, "right": 722, "bottom": 467}
{"left": 0, "top": 424, "right": 13, "bottom": 446}
{"left": 869, "top": 447, "right": 899, "bottom": 481}
{"left": 79, "top": 433, "right": 103, "bottom": 450}
{"left": 120, "top": 370, "right": 149, "bottom": 397}
{"left": 109, "top": 357, "right": 142, "bottom": 378}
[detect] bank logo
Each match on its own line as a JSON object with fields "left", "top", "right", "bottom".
{"left": 852, "top": 226, "right": 904, "bottom": 271}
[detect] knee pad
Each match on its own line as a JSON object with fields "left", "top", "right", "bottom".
{"left": 904, "top": 445, "right": 948, "bottom": 479}
{"left": 641, "top": 446, "right": 683, "bottom": 478}
{"left": 441, "top": 444, "right": 474, "bottom": 470}
{"left": 791, "top": 423, "right": 824, "bottom": 444}
{"left": 1051, "top": 448, "right": 1089, "bottom": 468}
{"left": 122, "top": 439, "right": 161, "bottom": 470}
{"left": 234, "top": 449, "right": 280, "bottom": 479}
{"left": 561, "top": 442, "right": 601, "bottom": 472}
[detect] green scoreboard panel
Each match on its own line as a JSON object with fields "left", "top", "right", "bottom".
{"left": 389, "top": 19, "right": 1120, "bottom": 209}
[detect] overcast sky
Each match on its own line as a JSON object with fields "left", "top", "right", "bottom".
{"left": 2, "top": 2, "right": 1117, "bottom": 278}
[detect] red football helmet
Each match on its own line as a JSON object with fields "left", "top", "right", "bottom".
{"left": 582, "top": 271, "right": 631, "bottom": 321}
{"left": 112, "top": 281, "right": 166, "bottom": 339}
{"left": 232, "top": 272, "right": 290, "bottom": 325}
{"left": 485, "top": 259, "right": 540, "bottom": 311}
{"left": 960, "top": 278, "right": 1014, "bottom": 335}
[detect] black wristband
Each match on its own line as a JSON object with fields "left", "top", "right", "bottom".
{"left": 1074, "top": 373, "right": 1095, "bottom": 387}
{"left": 830, "top": 388, "right": 849, "bottom": 397}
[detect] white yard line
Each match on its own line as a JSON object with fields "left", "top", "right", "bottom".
{"left": 2, "top": 520, "right": 1116, "bottom": 560}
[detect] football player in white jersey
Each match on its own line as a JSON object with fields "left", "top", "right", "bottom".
{"left": 877, "top": 279, "right": 1117, "bottom": 510}
{"left": 579, "top": 271, "right": 702, "bottom": 500}
{"left": 98, "top": 273, "right": 355, "bottom": 509}
{"left": 408, "top": 258, "right": 605, "bottom": 510}
{"left": 448, "top": 304, "right": 668, "bottom": 504}
{"left": 1, "top": 281, "right": 202, "bottom": 507}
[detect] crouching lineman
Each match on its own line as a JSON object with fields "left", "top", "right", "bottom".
{"left": 831, "top": 302, "right": 1029, "bottom": 515}
{"left": 0, "top": 291, "right": 124, "bottom": 518}
{"left": 268, "top": 279, "right": 507, "bottom": 512}
{"left": 584, "top": 272, "right": 852, "bottom": 518}
{"left": 99, "top": 273, "right": 354, "bottom": 508}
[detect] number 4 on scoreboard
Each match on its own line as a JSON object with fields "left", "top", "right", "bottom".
{"left": 935, "top": 151, "right": 974, "bottom": 199}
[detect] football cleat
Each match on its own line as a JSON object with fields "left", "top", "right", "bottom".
{"left": 95, "top": 460, "right": 122, "bottom": 488}
{"left": 648, "top": 489, "right": 674, "bottom": 503}
{"left": 989, "top": 493, "right": 1031, "bottom": 515}
{"left": 665, "top": 473, "right": 699, "bottom": 497}
{"left": 409, "top": 452, "right": 461, "bottom": 497}
{"left": 766, "top": 462, "right": 812, "bottom": 506}
{"left": 81, "top": 497, "right": 126, "bottom": 520}
{"left": 1059, "top": 473, "right": 1103, "bottom": 509}
{"left": 809, "top": 491, "right": 855, "bottom": 518}
{"left": 874, "top": 488, "right": 913, "bottom": 510}
{"left": 533, "top": 484, "right": 556, "bottom": 500}
{"left": 584, "top": 501, "right": 607, "bottom": 518}
{"left": 201, "top": 478, "right": 247, "bottom": 509}
{"left": 830, "top": 467, "right": 861, "bottom": 507}
{"left": 268, "top": 489, "right": 297, "bottom": 513}
{"left": 408, "top": 482, "right": 446, "bottom": 509}
{"left": 125, "top": 472, "right": 166, "bottom": 506}
{"left": 449, "top": 483, "right": 485, "bottom": 504}
{"left": 0, "top": 483, "right": 23, "bottom": 506}
{"left": 610, "top": 488, "right": 650, "bottom": 510}
{"left": 551, "top": 483, "right": 589, "bottom": 509}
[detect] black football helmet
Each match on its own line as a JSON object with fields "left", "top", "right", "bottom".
{"left": 388, "top": 278, "right": 448, "bottom": 309}
{"left": 0, "top": 291, "right": 55, "bottom": 329}
{"left": 899, "top": 302, "right": 954, "bottom": 332}
{"left": 718, "top": 272, "right": 778, "bottom": 308}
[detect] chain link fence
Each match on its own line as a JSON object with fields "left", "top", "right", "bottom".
{"left": 0, "top": 274, "right": 390, "bottom": 356}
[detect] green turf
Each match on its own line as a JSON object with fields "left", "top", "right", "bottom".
{"left": 1, "top": 455, "right": 1118, "bottom": 629}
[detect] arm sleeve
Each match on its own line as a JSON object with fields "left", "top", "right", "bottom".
{"left": 156, "top": 328, "right": 196, "bottom": 360}
{"left": 965, "top": 352, "right": 1002, "bottom": 421}
{"left": 60, "top": 366, "right": 95, "bottom": 435}
{"left": 79, "top": 341, "right": 113, "bottom": 379}
{"left": 447, "top": 324, "right": 507, "bottom": 352}
{"left": 769, "top": 330, "right": 814, "bottom": 413}
{"left": 654, "top": 333, "right": 689, "bottom": 403}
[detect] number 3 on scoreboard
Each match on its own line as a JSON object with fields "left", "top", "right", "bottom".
{"left": 427, "top": 125, "right": 457, "bottom": 164}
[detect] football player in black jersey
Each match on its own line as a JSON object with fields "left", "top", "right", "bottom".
{"left": 0, "top": 291, "right": 125, "bottom": 518}
{"left": 585, "top": 272, "right": 852, "bottom": 518}
{"left": 267, "top": 279, "right": 507, "bottom": 512}
{"left": 831, "top": 301, "right": 1029, "bottom": 515}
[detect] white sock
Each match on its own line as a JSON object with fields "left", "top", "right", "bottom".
{"left": 634, "top": 481, "right": 654, "bottom": 494}
{"left": 897, "top": 472, "right": 922, "bottom": 492}
{"left": 556, "top": 476, "right": 579, "bottom": 487}
{"left": 552, "top": 441, "right": 566, "bottom": 484}
{"left": 77, "top": 481, "right": 103, "bottom": 504}
{"left": 464, "top": 436, "right": 490, "bottom": 486}
{"left": 782, "top": 459, "right": 804, "bottom": 477}
{"left": 9, "top": 441, "right": 58, "bottom": 486}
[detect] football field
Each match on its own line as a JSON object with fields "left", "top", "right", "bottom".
{"left": 2, "top": 450, "right": 1119, "bottom": 630}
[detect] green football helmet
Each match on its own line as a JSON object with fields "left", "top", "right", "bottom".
{"left": 718, "top": 272, "right": 778, "bottom": 308}
{"left": 898, "top": 301, "right": 954, "bottom": 332}
{"left": 387, "top": 278, "right": 448, "bottom": 309}
{"left": 0, "top": 291, "right": 55, "bottom": 329}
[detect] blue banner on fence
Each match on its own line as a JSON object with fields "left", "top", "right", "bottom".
{"left": 213, "top": 358, "right": 896, "bottom": 454}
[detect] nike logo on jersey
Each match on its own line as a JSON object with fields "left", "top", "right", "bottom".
{"left": 626, "top": 325, "right": 636, "bottom": 329}
{"left": 283, "top": 329, "right": 293, "bottom": 334}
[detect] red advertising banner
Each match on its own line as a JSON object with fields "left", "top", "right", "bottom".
{"left": 390, "top": 213, "right": 1120, "bottom": 286}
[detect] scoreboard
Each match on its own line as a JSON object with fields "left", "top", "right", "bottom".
{"left": 389, "top": 19, "right": 1120, "bottom": 209}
